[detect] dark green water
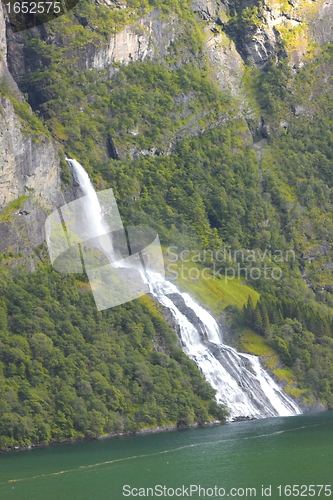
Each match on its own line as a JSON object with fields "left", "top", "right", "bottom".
{"left": 0, "top": 412, "right": 332, "bottom": 500}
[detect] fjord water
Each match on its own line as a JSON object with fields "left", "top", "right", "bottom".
{"left": 0, "top": 412, "right": 332, "bottom": 500}
{"left": 67, "top": 158, "right": 301, "bottom": 419}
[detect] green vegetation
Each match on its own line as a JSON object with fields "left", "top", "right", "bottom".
{"left": 236, "top": 296, "right": 333, "bottom": 407}
{"left": 236, "top": 329, "right": 309, "bottom": 401}
{"left": 0, "top": 196, "right": 29, "bottom": 222}
{"left": 0, "top": 77, "right": 49, "bottom": 137}
{"left": 238, "top": 329, "right": 275, "bottom": 358}
{"left": 3, "top": 0, "right": 333, "bottom": 446}
{"left": 226, "top": 3, "right": 264, "bottom": 34}
{"left": 245, "top": 58, "right": 293, "bottom": 123}
{"left": 18, "top": 0, "right": 271, "bottom": 254}
{"left": 0, "top": 266, "right": 228, "bottom": 449}
{"left": 163, "top": 251, "right": 259, "bottom": 314}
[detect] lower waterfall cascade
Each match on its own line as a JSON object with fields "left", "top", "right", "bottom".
{"left": 67, "top": 158, "right": 302, "bottom": 421}
{"left": 147, "top": 274, "right": 301, "bottom": 419}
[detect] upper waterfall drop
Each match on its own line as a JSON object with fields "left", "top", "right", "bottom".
{"left": 66, "top": 158, "right": 107, "bottom": 235}
{"left": 66, "top": 158, "right": 115, "bottom": 260}
{"left": 67, "top": 158, "right": 302, "bottom": 421}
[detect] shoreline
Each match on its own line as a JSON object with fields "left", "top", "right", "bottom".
{"left": 2, "top": 409, "right": 329, "bottom": 454}
{"left": 0, "top": 419, "right": 226, "bottom": 454}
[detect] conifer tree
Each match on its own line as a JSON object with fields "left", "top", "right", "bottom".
{"left": 254, "top": 305, "right": 263, "bottom": 334}
{"left": 245, "top": 295, "right": 255, "bottom": 329}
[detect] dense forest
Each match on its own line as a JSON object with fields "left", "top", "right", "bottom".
{"left": 235, "top": 295, "right": 333, "bottom": 407}
{"left": 0, "top": 266, "right": 227, "bottom": 449}
{"left": 1, "top": 0, "right": 333, "bottom": 447}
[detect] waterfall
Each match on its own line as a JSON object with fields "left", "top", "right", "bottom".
{"left": 147, "top": 274, "right": 301, "bottom": 419}
{"left": 67, "top": 158, "right": 115, "bottom": 260}
{"left": 68, "top": 159, "right": 108, "bottom": 236}
{"left": 67, "top": 158, "right": 302, "bottom": 421}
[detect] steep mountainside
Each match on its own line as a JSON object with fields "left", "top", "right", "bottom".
{"left": 0, "top": 3, "right": 64, "bottom": 269}
{"left": 1, "top": 0, "right": 333, "bottom": 448}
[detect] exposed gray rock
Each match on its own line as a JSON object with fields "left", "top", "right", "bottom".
{"left": 205, "top": 28, "right": 246, "bottom": 97}
{"left": 4, "top": 13, "right": 31, "bottom": 85}
{"left": 192, "top": 0, "right": 220, "bottom": 20}
{"left": 0, "top": 2, "right": 20, "bottom": 94}
{"left": 238, "top": 25, "right": 278, "bottom": 68}
{"left": 0, "top": 3, "right": 65, "bottom": 260}
{"left": 0, "top": 97, "right": 64, "bottom": 210}
{"left": 56, "top": 9, "right": 181, "bottom": 79}
{"left": 0, "top": 197, "right": 49, "bottom": 260}
{"left": 324, "top": 261, "right": 333, "bottom": 271}
{"left": 302, "top": 241, "right": 332, "bottom": 260}
{"left": 293, "top": 104, "right": 309, "bottom": 117}
{"left": 218, "top": 0, "right": 333, "bottom": 69}
{"left": 167, "top": 292, "right": 213, "bottom": 342}
{"left": 310, "top": 0, "right": 333, "bottom": 45}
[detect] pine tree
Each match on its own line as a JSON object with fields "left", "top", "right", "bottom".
{"left": 0, "top": 300, "right": 7, "bottom": 331}
{"left": 245, "top": 295, "right": 255, "bottom": 329}
{"left": 260, "top": 302, "right": 270, "bottom": 337}
{"left": 254, "top": 305, "right": 263, "bottom": 334}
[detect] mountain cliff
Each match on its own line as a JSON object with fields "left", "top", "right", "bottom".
{"left": 1, "top": 0, "right": 333, "bottom": 449}
{"left": 0, "top": 3, "right": 65, "bottom": 268}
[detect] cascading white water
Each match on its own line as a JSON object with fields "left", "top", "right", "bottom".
{"left": 147, "top": 274, "right": 301, "bottom": 419}
{"left": 66, "top": 158, "right": 115, "bottom": 260}
{"left": 68, "top": 159, "right": 302, "bottom": 420}
{"left": 67, "top": 159, "right": 107, "bottom": 235}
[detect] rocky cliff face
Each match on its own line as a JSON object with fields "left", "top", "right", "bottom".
{"left": 0, "top": 3, "right": 64, "bottom": 263}
{"left": 4, "top": 0, "right": 332, "bottom": 115}
{"left": 0, "top": 97, "right": 63, "bottom": 210}
{"left": 195, "top": 0, "right": 333, "bottom": 69}
{"left": 3, "top": 0, "right": 333, "bottom": 104}
{"left": 0, "top": 94, "right": 64, "bottom": 263}
{"left": 1, "top": 0, "right": 333, "bottom": 262}
{"left": 85, "top": 9, "right": 180, "bottom": 74}
{"left": 0, "top": 2, "right": 19, "bottom": 93}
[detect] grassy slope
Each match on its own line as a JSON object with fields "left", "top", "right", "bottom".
{"left": 164, "top": 254, "right": 259, "bottom": 314}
